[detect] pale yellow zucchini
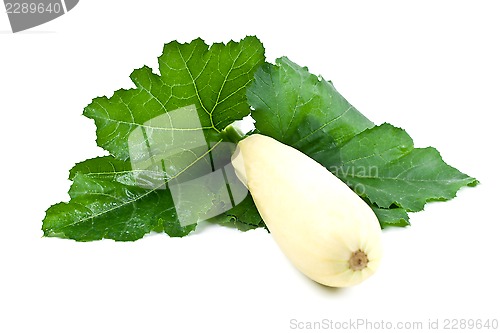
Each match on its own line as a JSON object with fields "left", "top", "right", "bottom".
{"left": 231, "top": 134, "right": 382, "bottom": 287}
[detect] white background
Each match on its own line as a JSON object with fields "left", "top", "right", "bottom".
{"left": 1, "top": 1, "right": 499, "bottom": 332}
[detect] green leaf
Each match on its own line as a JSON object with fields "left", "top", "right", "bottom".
{"left": 247, "top": 57, "right": 373, "bottom": 155}
{"left": 43, "top": 37, "right": 267, "bottom": 241}
{"left": 371, "top": 207, "right": 410, "bottom": 229}
{"left": 43, "top": 156, "right": 195, "bottom": 241}
{"left": 69, "top": 155, "right": 135, "bottom": 184}
{"left": 314, "top": 123, "right": 479, "bottom": 212}
{"left": 84, "top": 36, "right": 265, "bottom": 160}
{"left": 207, "top": 195, "right": 265, "bottom": 231}
{"left": 249, "top": 57, "right": 478, "bottom": 227}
